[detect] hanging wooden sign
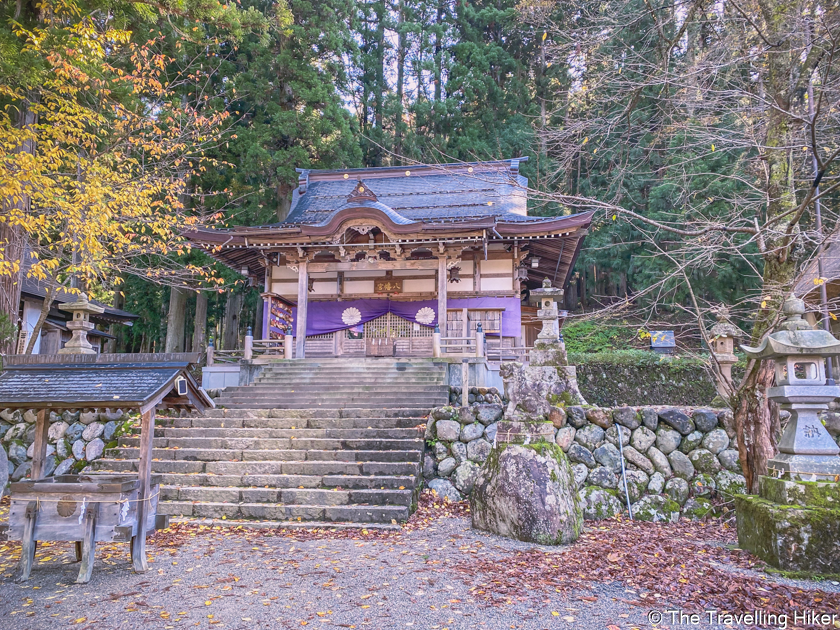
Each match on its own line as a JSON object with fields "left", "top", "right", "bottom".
{"left": 374, "top": 278, "right": 403, "bottom": 294}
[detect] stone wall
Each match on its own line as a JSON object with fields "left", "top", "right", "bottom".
{"left": 424, "top": 404, "right": 765, "bottom": 521}
{"left": 0, "top": 408, "right": 135, "bottom": 483}
{"left": 573, "top": 357, "right": 717, "bottom": 406}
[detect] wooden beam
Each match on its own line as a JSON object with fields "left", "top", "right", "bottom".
{"left": 308, "top": 259, "right": 440, "bottom": 273}
{"left": 438, "top": 257, "right": 448, "bottom": 333}
{"left": 295, "top": 260, "right": 309, "bottom": 359}
{"left": 30, "top": 409, "right": 48, "bottom": 480}
{"left": 132, "top": 408, "right": 155, "bottom": 573}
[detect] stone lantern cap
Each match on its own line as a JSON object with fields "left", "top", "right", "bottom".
{"left": 710, "top": 306, "right": 742, "bottom": 339}
{"left": 57, "top": 292, "right": 105, "bottom": 317}
{"left": 530, "top": 277, "right": 564, "bottom": 299}
{"left": 740, "top": 295, "right": 840, "bottom": 360}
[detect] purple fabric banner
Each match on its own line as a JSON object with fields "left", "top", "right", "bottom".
{"left": 291, "top": 297, "right": 522, "bottom": 339}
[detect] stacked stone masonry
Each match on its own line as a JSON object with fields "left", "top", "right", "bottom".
{"left": 426, "top": 404, "right": 840, "bottom": 522}
{"left": 0, "top": 407, "right": 135, "bottom": 482}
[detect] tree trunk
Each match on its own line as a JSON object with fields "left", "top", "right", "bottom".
{"left": 735, "top": 360, "right": 779, "bottom": 493}
{"left": 254, "top": 294, "right": 265, "bottom": 340}
{"left": 165, "top": 287, "right": 188, "bottom": 353}
{"left": 0, "top": 102, "right": 37, "bottom": 353}
{"left": 395, "top": 0, "right": 406, "bottom": 163}
{"left": 733, "top": 0, "right": 799, "bottom": 492}
{"left": 192, "top": 291, "right": 208, "bottom": 352}
{"left": 105, "top": 288, "right": 125, "bottom": 354}
{"left": 222, "top": 292, "right": 243, "bottom": 350}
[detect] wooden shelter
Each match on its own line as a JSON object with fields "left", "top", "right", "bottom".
{"left": 0, "top": 353, "right": 212, "bottom": 583}
{"left": 185, "top": 159, "right": 593, "bottom": 359}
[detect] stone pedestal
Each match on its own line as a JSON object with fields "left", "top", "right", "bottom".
{"left": 736, "top": 476, "right": 840, "bottom": 574}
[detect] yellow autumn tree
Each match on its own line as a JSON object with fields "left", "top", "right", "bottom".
{"left": 0, "top": 0, "right": 288, "bottom": 352}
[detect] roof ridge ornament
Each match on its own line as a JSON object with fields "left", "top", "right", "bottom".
{"left": 347, "top": 180, "right": 378, "bottom": 204}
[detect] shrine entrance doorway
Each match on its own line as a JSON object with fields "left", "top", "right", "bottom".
{"left": 363, "top": 312, "right": 434, "bottom": 357}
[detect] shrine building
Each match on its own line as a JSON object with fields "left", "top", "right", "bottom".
{"left": 185, "top": 159, "right": 592, "bottom": 360}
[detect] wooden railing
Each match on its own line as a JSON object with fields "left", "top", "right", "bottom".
{"left": 486, "top": 344, "right": 531, "bottom": 362}
{"left": 433, "top": 330, "right": 485, "bottom": 358}
{"left": 206, "top": 332, "right": 293, "bottom": 366}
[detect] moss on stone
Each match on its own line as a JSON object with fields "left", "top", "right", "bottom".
{"left": 735, "top": 494, "right": 840, "bottom": 573}
{"left": 759, "top": 476, "right": 840, "bottom": 509}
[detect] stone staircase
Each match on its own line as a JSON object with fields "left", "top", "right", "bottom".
{"left": 91, "top": 360, "right": 449, "bottom": 525}
{"left": 216, "top": 358, "right": 450, "bottom": 409}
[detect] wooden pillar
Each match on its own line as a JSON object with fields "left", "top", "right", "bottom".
{"left": 437, "top": 256, "right": 447, "bottom": 337}
{"left": 295, "top": 261, "right": 308, "bottom": 359}
{"left": 132, "top": 408, "right": 155, "bottom": 573}
{"left": 30, "top": 409, "right": 48, "bottom": 479}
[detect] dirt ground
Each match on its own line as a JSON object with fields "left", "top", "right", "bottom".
{"left": 1, "top": 493, "right": 838, "bottom": 630}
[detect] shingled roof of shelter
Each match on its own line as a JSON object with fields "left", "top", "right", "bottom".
{"left": 0, "top": 354, "right": 212, "bottom": 412}
{"left": 284, "top": 159, "right": 531, "bottom": 226}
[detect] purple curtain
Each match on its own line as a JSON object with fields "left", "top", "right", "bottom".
{"left": 292, "top": 297, "right": 521, "bottom": 338}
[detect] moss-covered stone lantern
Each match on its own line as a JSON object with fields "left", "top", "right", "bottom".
{"left": 735, "top": 294, "right": 840, "bottom": 574}
{"left": 740, "top": 294, "right": 840, "bottom": 480}
{"left": 57, "top": 293, "right": 104, "bottom": 355}
{"left": 710, "top": 306, "right": 742, "bottom": 400}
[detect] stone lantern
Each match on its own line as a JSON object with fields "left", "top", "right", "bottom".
{"left": 740, "top": 294, "right": 840, "bottom": 480}
{"left": 58, "top": 293, "right": 104, "bottom": 355}
{"left": 709, "top": 306, "right": 742, "bottom": 399}
{"left": 531, "top": 277, "right": 565, "bottom": 343}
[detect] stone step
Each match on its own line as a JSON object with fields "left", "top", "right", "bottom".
{"left": 110, "top": 446, "right": 421, "bottom": 463}
{"left": 155, "top": 417, "right": 424, "bottom": 432}
{"left": 246, "top": 380, "right": 449, "bottom": 394}
{"left": 200, "top": 408, "right": 430, "bottom": 419}
{"left": 109, "top": 439, "right": 423, "bottom": 460}
{"left": 216, "top": 402, "right": 442, "bottom": 410}
{"left": 160, "top": 486, "right": 413, "bottom": 507}
{"left": 92, "top": 458, "right": 420, "bottom": 476}
{"left": 135, "top": 427, "right": 424, "bottom": 442}
{"left": 125, "top": 472, "right": 417, "bottom": 490}
{"left": 157, "top": 501, "right": 410, "bottom": 523}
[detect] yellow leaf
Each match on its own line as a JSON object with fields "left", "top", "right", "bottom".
{"left": 552, "top": 611, "right": 560, "bottom": 616}
{"left": 612, "top": 214, "right": 616, "bottom": 221}
{"left": 831, "top": 312, "right": 837, "bottom": 321}
{"left": 761, "top": 301, "right": 767, "bottom": 309}
{"left": 542, "top": 31, "right": 547, "bottom": 41}
{"left": 711, "top": 144, "right": 715, "bottom": 151}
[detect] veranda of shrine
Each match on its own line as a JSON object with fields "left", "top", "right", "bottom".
{"left": 185, "top": 159, "right": 593, "bottom": 369}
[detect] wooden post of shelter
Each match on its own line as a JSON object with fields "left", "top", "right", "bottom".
{"left": 296, "top": 260, "right": 309, "bottom": 359}
{"left": 29, "top": 409, "right": 48, "bottom": 479}
{"left": 131, "top": 407, "right": 155, "bottom": 573}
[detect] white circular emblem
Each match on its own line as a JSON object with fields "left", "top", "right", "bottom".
{"left": 416, "top": 307, "right": 435, "bottom": 325}
{"left": 341, "top": 307, "right": 362, "bottom": 326}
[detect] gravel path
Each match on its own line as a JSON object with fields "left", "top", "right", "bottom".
{"left": 1, "top": 497, "right": 838, "bottom": 630}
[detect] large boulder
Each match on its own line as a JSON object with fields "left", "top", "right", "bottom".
{"left": 467, "top": 439, "right": 492, "bottom": 463}
{"left": 668, "top": 450, "right": 695, "bottom": 480}
{"left": 593, "top": 443, "right": 622, "bottom": 473}
{"left": 567, "top": 443, "right": 596, "bottom": 468}
{"left": 718, "top": 449, "right": 741, "bottom": 472}
{"left": 8, "top": 442, "right": 28, "bottom": 466}
{"left": 624, "top": 470, "right": 649, "bottom": 503}
{"left": 460, "top": 422, "right": 484, "bottom": 443}
{"left": 451, "top": 441, "right": 468, "bottom": 463}
{"left": 640, "top": 408, "right": 659, "bottom": 431}
{"left": 566, "top": 406, "right": 587, "bottom": 429}
{"left": 613, "top": 407, "right": 640, "bottom": 430}
{"left": 647, "top": 472, "right": 666, "bottom": 494}
{"left": 54, "top": 457, "right": 76, "bottom": 477}
{"left": 585, "top": 408, "right": 612, "bottom": 429}
{"left": 574, "top": 424, "right": 605, "bottom": 452}
{"left": 457, "top": 406, "right": 476, "bottom": 425}
{"left": 471, "top": 444, "right": 583, "bottom": 545}
{"left": 48, "top": 421, "right": 70, "bottom": 442}
{"left": 606, "top": 424, "right": 631, "bottom": 448}
{"left": 475, "top": 404, "right": 504, "bottom": 426}
{"left": 631, "top": 426, "right": 656, "bottom": 452}
{"left": 622, "top": 446, "right": 655, "bottom": 475}
{"left": 692, "top": 409, "right": 719, "bottom": 433}
{"left": 646, "top": 447, "right": 672, "bottom": 478}
{"left": 701, "top": 428, "right": 730, "bottom": 455}
{"left": 655, "top": 427, "right": 682, "bottom": 455}
{"left": 453, "top": 461, "right": 481, "bottom": 494}
{"left": 632, "top": 495, "right": 680, "bottom": 523}
{"left": 548, "top": 406, "right": 567, "bottom": 429}
{"left": 588, "top": 466, "right": 617, "bottom": 489}
{"left": 428, "top": 478, "right": 462, "bottom": 502}
{"left": 572, "top": 463, "right": 589, "bottom": 488}
{"left": 665, "top": 478, "right": 690, "bottom": 506}
{"left": 579, "top": 486, "right": 623, "bottom": 520}
{"left": 436, "top": 420, "right": 461, "bottom": 441}
{"left": 716, "top": 470, "right": 747, "bottom": 497}
{"left": 678, "top": 431, "right": 704, "bottom": 454}
{"left": 499, "top": 363, "right": 583, "bottom": 422}
{"left": 64, "top": 422, "right": 86, "bottom": 444}
{"left": 658, "top": 409, "right": 695, "bottom": 436}
{"left": 437, "top": 457, "right": 457, "bottom": 476}
{"left": 689, "top": 448, "right": 722, "bottom": 474}
{"left": 555, "top": 426, "right": 576, "bottom": 451}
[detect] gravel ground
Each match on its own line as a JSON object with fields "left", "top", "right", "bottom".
{"left": 1, "top": 500, "right": 838, "bottom": 630}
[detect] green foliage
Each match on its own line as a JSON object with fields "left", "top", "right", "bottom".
{"left": 563, "top": 321, "right": 638, "bottom": 354}
{"left": 0, "top": 312, "right": 16, "bottom": 347}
